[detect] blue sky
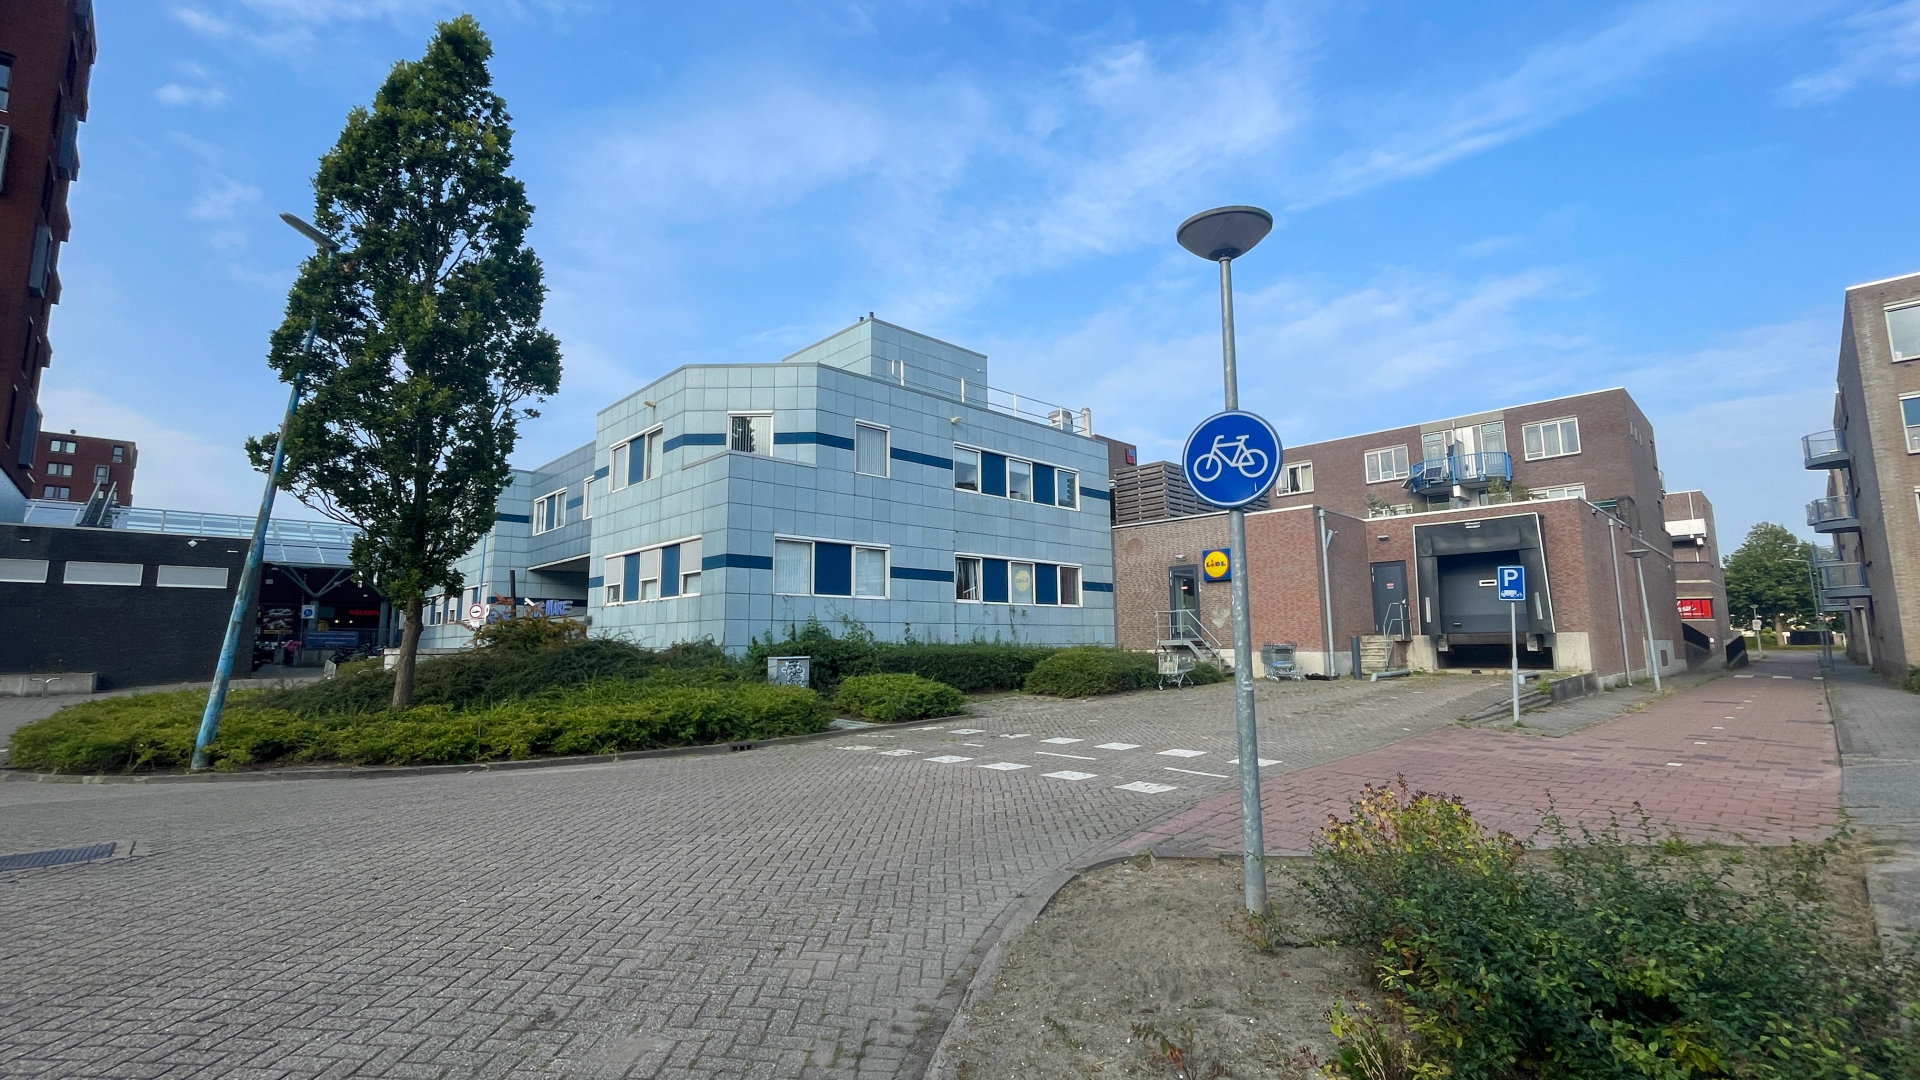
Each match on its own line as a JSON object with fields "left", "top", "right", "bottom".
{"left": 44, "top": 1, "right": 1920, "bottom": 547}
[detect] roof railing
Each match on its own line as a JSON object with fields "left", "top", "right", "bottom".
{"left": 877, "top": 357, "right": 1095, "bottom": 437}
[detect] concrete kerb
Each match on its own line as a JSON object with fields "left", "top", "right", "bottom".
{"left": 1819, "top": 670, "right": 1920, "bottom": 954}
{"left": 0, "top": 711, "right": 970, "bottom": 785}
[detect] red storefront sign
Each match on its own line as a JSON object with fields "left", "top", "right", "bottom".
{"left": 1677, "top": 597, "right": 1714, "bottom": 620}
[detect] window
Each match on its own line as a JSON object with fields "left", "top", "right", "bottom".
{"left": 1279, "top": 461, "right": 1313, "bottom": 494}
{"left": 93, "top": 465, "right": 108, "bottom": 483}
{"left": 0, "top": 558, "right": 48, "bottom": 583}
{"left": 48, "top": 439, "right": 75, "bottom": 455}
{"left": 0, "top": 57, "right": 11, "bottom": 112}
{"left": 679, "top": 537, "right": 704, "bottom": 597}
{"left": 1058, "top": 565, "right": 1082, "bottom": 607}
{"left": 532, "top": 489, "right": 565, "bottom": 534}
{"left": 111, "top": 445, "right": 125, "bottom": 463}
{"left": 428, "top": 597, "right": 442, "bottom": 625}
{"left": 729, "top": 413, "right": 771, "bottom": 455}
{"left": 1530, "top": 483, "right": 1587, "bottom": 502}
{"left": 955, "top": 556, "right": 981, "bottom": 601}
{"left": 774, "top": 537, "right": 886, "bottom": 597}
{"left": 604, "top": 537, "right": 703, "bottom": 604}
{"left": 1903, "top": 394, "right": 1920, "bottom": 454}
{"left": 1480, "top": 422, "right": 1507, "bottom": 457}
{"left": 854, "top": 546, "right": 887, "bottom": 598}
{"left": 46, "top": 462, "right": 71, "bottom": 477}
{"left": 64, "top": 561, "right": 141, "bottom": 586}
{"left": 1010, "top": 561, "right": 1035, "bottom": 604}
{"left": 610, "top": 439, "right": 632, "bottom": 491}
{"left": 855, "top": 423, "right": 888, "bottom": 476}
{"left": 1056, "top": 470, "right": 1079, "bottom": 510}
{"left": 1522, "top": 417, "right": 1581, "bottom": 460}
{"left": 1007, "top": 459, "right": 1032, "bottom": 501}
{"left": 643, "top": 429, "right": 662, "bottom": 479}
{"left": 43, "top": 485, "right": 69, "bottom": 499}
{"left": 774, "top": 539, "right": 813, "bottom": 595}
{"left": 953, "top": 446, "right": 980, "bottom": 491}
{"left": 1677, "top": 597, "right": 1714, "bottom": 620}
{"left": 1364, "top": 446, "right": 1409, "bottom": 483}
{"left": 580, "top": 476, "right": 594, "bottom": 519}
{"left": 156, "top": 565, "right": 228, "bottom": 589}
{"left": 1889, "top": 304, "right": 1920, "bottom": 361}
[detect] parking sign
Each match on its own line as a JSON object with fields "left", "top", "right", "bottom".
{"left": 1497, "top": 565, "right": 1526, "bottom": 602}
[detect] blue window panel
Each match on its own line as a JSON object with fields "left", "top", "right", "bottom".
{"left": 981, "top": 453, "right": 1007, "bottom": 497}
{"left": 496, "top": 513, "right": 532, "bottom": 523}
{"left": 593, "top": 465, "right": 610, "bottom": 480}
{"left": 1034, "top": 563, "right": 1059, "bottom": 605}
{"left": 982, "top": 558, "right": 1009, "bottom": 603}
{"left": 890, "top": 566, "right": 955, "bottom": 582}
{"left": 773, "top": 431, "right": 856, "bottom": 451}
{"left": 622, "top": 553, "right": 640, "bottom": 599}
{"left": 890, "top": 447, "right": 953, "bottom": 470}
{"left": 1032, "top": 463, "right": 1056, "bottom": 506}
{"left": 1082, "top": 487, "right": 1111, "bottom": 501}
{"left": 663, "top": 432, "right": 726, "bottom": 454}
{"left": 1083, "top": 580, "right": 1114, "bottom": 592}
{"left": 704, "top": 552, "right": 773, "bottom": 570}
{"left": 660, "top": 543, "right": 681, "bottom": 598}
{"left": 587, "top": 575, "right": 605, "bottom": 589}
{"left": 629, "top": 438, "right": 646, "bottom": 486}
{"left": 814, "top": 542, "right": 853, "bottom": 596}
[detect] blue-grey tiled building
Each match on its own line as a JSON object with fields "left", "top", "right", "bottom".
{"left": 421, "top": 319, "right": 1116, "bottom": 652}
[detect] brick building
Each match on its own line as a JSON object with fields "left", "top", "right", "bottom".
{"left": 0, "top": 1, "right": 95, "bottom": 522}
{"left": 33, "top": 428, "right": 134, "bottom": 502}
{"left": 1664, "top": 489, "right": 1733, "bottom": 664}
{"left": 1803, "top": 271, "right": 1920, "bottom": 677}
{"left": 1115, "top": 388, "right": 1696, "bottom": 682}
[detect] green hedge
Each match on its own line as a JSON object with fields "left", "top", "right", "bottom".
{"left": 8, "top": 677, "right": 829, "bottom": 773}
{"left": 746, "top": 618, "right": 1056, "bottom": 693}
{"left": 1022, "top": 648, "right": 1225, "bottom": 697}
{"left": 833, "top": 673, "right": 966, "bottom": 721}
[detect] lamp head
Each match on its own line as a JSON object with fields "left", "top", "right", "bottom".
{"left": 1626, "top": 548, "right": 1652, "bottom": 560}
{"left": 279, "top": 212, "right": 340, "bottom": 252}
{"left": 1176, "top": 205, "right": 1273, "bottom": 261}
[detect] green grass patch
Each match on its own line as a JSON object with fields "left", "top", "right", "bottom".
{"left": 833, "top": 673, "right": 966, "bottom": 721}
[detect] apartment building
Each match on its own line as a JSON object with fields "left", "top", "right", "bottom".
{"left": 0, "top": 1, "right": 95, "bottom": 521}
{"left": 1803, "top": 271, "right": 1920, "bottom": 677}
{"left": 421, "top": 319, "right": 1118, "bottom": 651}
{"left": 33, "top": 428, "right": 134, "bottom": 502}
{"left": 1664, "top": 489, "right": 1733, "bottom": 663}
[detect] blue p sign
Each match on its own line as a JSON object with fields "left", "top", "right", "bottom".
{"left": 1497, "top": 565, "right": 1526, "bottom": 602}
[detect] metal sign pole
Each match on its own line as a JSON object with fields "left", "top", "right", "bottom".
{"left": 1510, "top": 599, "right": 1520, "bottom": 725}
{"left": 1219, "top": 256, "right": 1268, "bottom": 917}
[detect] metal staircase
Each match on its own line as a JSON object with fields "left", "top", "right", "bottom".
{"left": 1156, "top": 609, "right": 1232, "bottom": 671}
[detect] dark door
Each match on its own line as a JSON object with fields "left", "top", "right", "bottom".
{"left": 1436, "top": 551, "right": 1516, "bottom": 634}
{"left": 1370, "top": 561, "right": 1408, "bottom": 635}
{"left": 1168, "top": 565, "right": 1200, "bottom": 639}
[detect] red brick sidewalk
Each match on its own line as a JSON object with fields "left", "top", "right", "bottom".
{"left": 1133, "top": 653, "right": 1840, "bottom": 854}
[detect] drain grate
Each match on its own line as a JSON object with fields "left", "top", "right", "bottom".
{"left": 0, "top": 842, "right": 117, "bottom": 872}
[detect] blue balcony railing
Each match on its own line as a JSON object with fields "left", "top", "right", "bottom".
{"left": 1407, "top": 451, "right": 1512, "bottom": 494}
{"left": 1806, "top": 495, "right": 1859, "bottom": 532}
{"left": 1802, "top": 430, "right": 1850, "bottom": 470}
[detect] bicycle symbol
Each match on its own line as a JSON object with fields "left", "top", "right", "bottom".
{"left": 1191, "top": 434, "right": 1270, "bottom": 483}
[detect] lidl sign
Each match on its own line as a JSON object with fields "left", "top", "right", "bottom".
{"left": 1201, "top": 548, "right": 1231, "bottom": 582}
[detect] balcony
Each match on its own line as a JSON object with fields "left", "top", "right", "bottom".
{"left": 1816, "top": 560, "right": 1871, "bottom": 599}
{"left": 1407, "top": 451, "right": 1512, "bottom": 495}
{"left": 1806, "top": 495, "right": 1860, "bottom": 533}
{"left": 1802, "top": 430, "right": 1850, "bottom": 470}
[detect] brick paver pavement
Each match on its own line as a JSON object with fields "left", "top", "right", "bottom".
{"left": 1822, "top": 657, "right": 1920, "bottom": 949}
{"left": 1132, "top": 652, "right": 1840, "bottom": 855}
{"left": 0, "top": 674, "right": 1504, "bottom": 1079}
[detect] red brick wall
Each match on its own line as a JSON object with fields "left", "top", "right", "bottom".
{"left": 35, "top": 431, "right": 136, "bottom": 503}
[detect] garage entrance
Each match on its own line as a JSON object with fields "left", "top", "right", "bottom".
{"left": 1414, "top": 513, "right": 1555, "bottom": 670}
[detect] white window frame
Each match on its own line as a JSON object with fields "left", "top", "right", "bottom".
{"left": 953, "top": 445, "right": 981, "bottom": 492}
{"left": 609, "top": 438, "right": 634, "bottom": 492}
{"left": 729, "top": 412, "right": 773, "bottom": 456}
{"left": 1007, "top": 459, "right": 1032, "bottom": 502}
{"left": 1901, "top": 392, "right": 1920, "bottom": 454}
{"left": 1057, "top": 564, "right": 1083, "bottom": 607}
{"left": 955, "top": 556, "right": 983, "bottom": 602}
{"left": 603, "top": 535, "right": 704, "bottom": 605}
{"left": 1279, "top": 460, "right": 1313, "bottom": 494}
{"left": 855, "top": 422, "right": 889, "bottom": 477}
{"left": 1010, "top": 560, "right": 1036, "bottom": 605}
{"left": 1364, "top": 445, "right": 1409, "bottom": 484}
{"left": 773, "top": 534, "right": 890, "bottom": 598}
{"left": 580, "top": 475, "right": 594, "bottom": 520}
{"left": 44, "top": 485, "right": 69, "bottom": 500}
{"left": 1522, "top": 417, "right": 1582, "bottom": 461}
{"left": 1529, "top": 483, "right": 1587, "bottom": 502}
{"left": 1055, "top": 468, "right": 1079, "bottom": 511}
{"left": 532, "top": 488, "right": 566, "bottom": 534}
{"left": 46, "top": 462, "right": 71, "bottom": 477}
{"left": 1888, "top": 302, "right": 1920, "bottom": 362}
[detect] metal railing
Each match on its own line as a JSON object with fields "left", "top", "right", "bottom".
{"left": 21, "top": 499, "right": 361, "bottom": 567}
{"left": 1157, "top": 609, "right": 1227, "bottom": 655}
{"left": 1816, "top": 561, "right": 1870, "bottom": 593}
{"left": 1806, "top": 495, "right": 1859, "bottom": 528}
{"left": 1406, "top": 451, "right": 1512, "bottom": 493}
{"left": 1802, "top": 430, "right": 1848, "bottom": 467}
{"left": 879, "top": 356, "right": 1095, "bottom": 437}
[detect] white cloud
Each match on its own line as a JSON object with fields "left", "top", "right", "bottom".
{"left": 1782, "top": 0, "right": 1920, "bottom": 104}
{"left": 33, "top": 387, "right": 291, "bottom": 517}
{"left": 156, "top": 83, "right": 229, "bottom": 107}
{"left": 190, "top": 179, "right": 263, "bottom": 222}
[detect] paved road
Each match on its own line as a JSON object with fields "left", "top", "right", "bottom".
{"left": 1824, "top": 658, "right": 1920, "bottom": 950}
{"left": 1135, "top": 652, "right": 1839, "bottom": 853}
{"left": 0, "top": 674, "right": 1504, "bottom": 1079}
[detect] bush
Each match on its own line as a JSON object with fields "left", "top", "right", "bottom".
{"left": 1023, "top": 647, "right": 1159, "bottom": 697}
{"left": 1904, "top": 666, "right": 1920, "bottom": 694}
{"left": 833, "top": 673, "right": 966, "bottom": 721}
{"left": 746, "top": 617, "right": 1056, "bottom": 693}
{"left": 471, "top": 613, "right": 588, "bottom": 651}
{"left": 9, "top": 676, "right": 829, "bottom": 773}
{"left": 1302, "top": 779, "right": 1919, "bottom": 1079}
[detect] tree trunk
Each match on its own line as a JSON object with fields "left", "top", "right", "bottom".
{"left": 391, "top": 596, "right": 424, "bottom": 710}
{"left": 1773, "top": 613, "right": 1786, "bottom": 643}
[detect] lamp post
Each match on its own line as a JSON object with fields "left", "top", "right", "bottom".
{"left": 1786, "top": 556, "right": 1834, "bottom": 671}
{"left": 1177, "top": 205, "right": 1273, "bottom": 915}
{"left": 192, "top": 213, "right": 338, "bottom": 770}
{"left": 1624, "top": 547, "right": 1661, "bottom": 692}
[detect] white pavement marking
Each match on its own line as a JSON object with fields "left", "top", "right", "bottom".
{"left": 950, "top": 728, "right": 986, "bottom": 734}
{"left": 1667, "top": 762, "right": 1684, "bottom": 767}
{"left": 1734, "top": 674, "right": 1755, "bottom": 678}
{"left": 1115, "top": 781, "right": 1178, "bottom": 794}
{"left": 997, "top": 733, "right": 1032, "bottom": 739}
{"left": 980, "top": 762, "right": 1030, "bottom": 771}
{"left": 1772, "top": 676, "right": 1793, "bottom": 680}
{"left": 838, "top": 745, "right": 878, "bottom": 751}
{"left": 925, "top": 755, "right": 972, "bottom": 764}
{"left": 1228, "top": 758, "right": 1280, "bottom": 767}
{"left": 877, "top": 749, "right": 917, "bottom": 757}
{"left": 1096, "top": 743, "right": 1140, "bottom": 751}
{"left": 1158, "top": 749, "right": 1207, "bottom": 758}
{"left": 1040, "top": 737, "right": 1084, "bottom": 745}
{"left": 1164, "top": 767, "right": 1229, "bottom": 779}
{"left": 1035, "top": 751, "right": 1098, "bottom": 761}
{"left": 1042, "top": 771, "right": 1097, "bottom": 781}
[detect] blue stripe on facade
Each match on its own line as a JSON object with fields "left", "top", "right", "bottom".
{"left": 496, "top": 513, "right": 532, "bottom": 523}
{"left": 565, "top": 498, "right": 583, "bottom": 510}
{"left": 703, "top": 552, "right": 774, "bottom": 571}
{"left": 663, "top": 432, "right": 727, "bottom": 454}
{"left": 587, "top": 575, "right": 604, "bottom": 589}
{"left": 1082, "top": 487, "right": 1111, "bottom": 500}
{"left": 889, "top": 447, "right": 953, "bottom": 470}
{"left": 773, "top": 431, "right": 856, "bottom": 451}
{"left": 1083, "top": 581, "right": 1114, "bottom": 592}
{"left": 593, "top": 466, "right": 610, "bottom": 480}
{"left": 889, "top": 566, "right": 954, "bottom": 582}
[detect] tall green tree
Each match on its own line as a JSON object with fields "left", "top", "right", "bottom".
{"left": 252, "top": 16, "right": 561, "bottom": 709}
{"left": 1722, "top": 522, "right": 1817, "bottom": 631}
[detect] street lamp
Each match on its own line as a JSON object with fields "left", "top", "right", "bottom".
{"left": 1624, "top": 547, "right": 1661, "bottom": 692}
{"left": 191, "top": 212, "right": 339, "bottom": 770}
{"left": 1177, "top": 205, "right": 1273, "bottom": 915}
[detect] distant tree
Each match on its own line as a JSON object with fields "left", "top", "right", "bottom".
{"left": 250, "top": 16, "right": 561, "bottom": 709}
{"left": 1723, "top": 522, "right": 1816, "bottom": 631}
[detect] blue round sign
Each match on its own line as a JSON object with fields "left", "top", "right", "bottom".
{"left": 1182, "top": 410, "right": 1283, "bottom": 508}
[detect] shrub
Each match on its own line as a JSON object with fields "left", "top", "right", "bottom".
{"left": 746, "top": 617, "right": 1056, "bottom": 693}
{"left": 471, "top": 613, "right": 588, "bottom": 651}
{"left": 1904, "top": 665, "right": 1920, "bottom": 694}
{"left": 1302, "top": 779, "right": 1919, "bottom": 1080}
{"left": 1023, "top": 647, "right": 1159, "bottom": 697}
{"left": 833, "top": 673, "right": 966, "bottom": 721}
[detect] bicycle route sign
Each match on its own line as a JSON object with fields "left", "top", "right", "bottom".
{"left": 1182, "top": 410, "right": 1283, "bottom": 508}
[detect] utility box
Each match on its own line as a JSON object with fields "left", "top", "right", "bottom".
{"left": 767, "top": 656, "right": 811, "bottom": 687}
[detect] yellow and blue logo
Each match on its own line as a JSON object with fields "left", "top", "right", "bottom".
{"left": 1202, "top": 548, "right": 1231, "bottom": 582}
